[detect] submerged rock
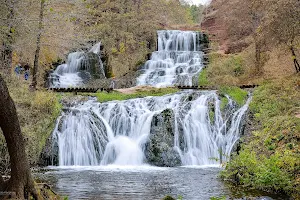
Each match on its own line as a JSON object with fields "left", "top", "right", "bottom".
{"left": 145, "top": 109, "right": 181, "bottom": 167}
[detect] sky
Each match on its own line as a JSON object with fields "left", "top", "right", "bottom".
{"left": 188, "top": 0, "right": 211, "bottom": 5}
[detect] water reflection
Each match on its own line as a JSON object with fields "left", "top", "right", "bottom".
{"left": 35, "top": 166, "right": 288, "bottom": 200}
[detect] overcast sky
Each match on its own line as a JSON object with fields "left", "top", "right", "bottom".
{"left": 188, "top": 0, "right": 211, "bottom": 5}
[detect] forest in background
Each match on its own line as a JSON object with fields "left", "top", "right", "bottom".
{"left": 0, "top": 0, "right": 204, "bottom": 83}
{"left": 202, "top": 0, "right": 300, "bottom": 83}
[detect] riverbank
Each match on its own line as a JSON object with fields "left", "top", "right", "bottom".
{"left": 199, "top": 47, "right": 300, "bottom": 197}
{"left": 221, "top": 76, "right": 300, "bottom": 198}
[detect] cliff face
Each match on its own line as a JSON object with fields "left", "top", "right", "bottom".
{"left": 201, "top": 0, "right": 250, "bottom": 54}
{"left": 201, "top": 0, "right": 227, "bottom": 53}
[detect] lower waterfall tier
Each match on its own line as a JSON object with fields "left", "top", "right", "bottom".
{"left": 45, "top": 91, "right": 250, "bottom": 167}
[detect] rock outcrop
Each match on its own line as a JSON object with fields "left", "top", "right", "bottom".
{"left": 145, "top": 109, "right": 181, "bottom": 167}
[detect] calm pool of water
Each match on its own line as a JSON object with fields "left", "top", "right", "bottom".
{"left": 35, "top": 166, "right": 288, "bottom": 200}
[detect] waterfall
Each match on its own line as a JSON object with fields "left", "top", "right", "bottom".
{"left": 53, "top": 91, "right": 250, "bottom": 166}
{"left": 49, "top": 42, "right": 105, "bottom": 88}
{"left": 137, "top": 30, "right": 204, "bottom": 87}
{"left": 49, "top": 30, "right": 251, "bottom": 168}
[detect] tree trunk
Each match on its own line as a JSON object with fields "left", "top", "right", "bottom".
{"left": 290, "top": 45, "right": 300, "bottom": 73}
{"left": 31, "top": 0, "right": 45, "bottom": 89}
{"left": 0, "top": 175, "right": 4, "bottom": 191}
{"left": 0, "top": 74, "right": 38, "bottom": 199}
{"left": 254, "top": 34, "right": 261, "bottom": 74}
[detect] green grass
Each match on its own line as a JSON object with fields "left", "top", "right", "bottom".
{"left": 1, "top": 75, "right": 62, "bottom": 167}
{"left": 87, "top": 87, "right": 179, "bottom": 103}
{"left": 220, "top": 86, "right": 248, "bottom": 106}
{"left": 220, "top": 97, "right": 229, "bottom": 111}
{"left": 204, "top": 53, "right": 247, "bottom": 86}
{"left": 198, "top": 69, "right": 209, "bottom": 86}
{"left": 210, "top": 196, "right": 226, "bottom": 200}
{"left": 221, "top": 76, "right": 300, "bottom": 197}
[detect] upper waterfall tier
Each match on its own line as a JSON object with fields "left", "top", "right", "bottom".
{"left": 48, "top": 42, "right": 105, "bottom": 88}
{"left": 157, "top": 30, "right": 199, "bottom": 51}
{"left": 137, "top": 30, "right": 207, "bottom": 87}
{"left": 51, "top": 91, "right": 250, "bottom": 167}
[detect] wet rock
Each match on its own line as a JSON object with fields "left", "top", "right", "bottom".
{"left": 145, "top": 109, "right": 181, "bottom": 167}
{"left": 84, "top": 52, "right": 106, "bottom": 79}
{"left": 230, "top": 110, "right": 251, "bottom": 157}
{"left": 114, "top": 71, "right": 141, "bottom": 89}
{"left": 39, "top": 134, "right": 58, "bottom": 166}
{"left": 60, "top": 95, "right": 89, "bottom": 107}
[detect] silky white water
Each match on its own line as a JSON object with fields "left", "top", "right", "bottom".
{"left": 53, "top": 91, "right": 250, "bottom": 166}
{"left": 137, "top": 30, "right": 204, "bottom": 87}
{"left": 51, "top": 30, "right": 250, "bottom": 168}
{"left": 49, "top": 42, "right": 104, "bottom": 88}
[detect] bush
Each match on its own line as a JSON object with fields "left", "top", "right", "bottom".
{"left": 205, "top": 54, "right": 246, "bottom": 86}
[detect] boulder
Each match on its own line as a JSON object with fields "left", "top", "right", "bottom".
{"left": 145, "top": 109, "right": 181, "bottom": 167}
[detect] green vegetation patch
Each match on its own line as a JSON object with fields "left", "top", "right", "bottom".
{"left": 220, "top": 86, "right": 248, "bottom": 106}
{"left": 89, "top": 87, "right": 179, "bottom": 103}
{"left": 220, "top": 97, "right": 229, "bottom": 111}
{"left": 1, "top": 76, "right": 62, "bottom": 167}
{"left": 205, "top": 53, "right": 247, "bottom": 86}
{"left": 198, "top": 69, "right": 209, "bottom": 86}
{"left": 221, "top": 76, "right": 300, "bottom": 197}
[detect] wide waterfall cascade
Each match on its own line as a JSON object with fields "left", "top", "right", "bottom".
{"left": 52, "top": 91, "right": 250, "bottom": 166}
{"left": 137, "top": 30, "right": 205, "bottom": 87}
{"left": 49, "top": 42, "right": 105, "bottom": 88}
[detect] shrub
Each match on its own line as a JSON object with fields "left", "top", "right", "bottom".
{"left": 221, "top": 76, "right": 300, "bottom": 197}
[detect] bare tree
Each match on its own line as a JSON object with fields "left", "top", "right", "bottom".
{"left": 31, "top": 0, "right": 45, "bottom": 89}
{"left": 263, "top": 0, "right": 300, "bottom": 73}
{"left": 0, "top": 74, "right": 38, "bottom": 199}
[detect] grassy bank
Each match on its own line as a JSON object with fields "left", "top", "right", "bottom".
{"left": 86, "top": 87, "right": 179, "bottom": 103}
{"left": 221, "top": 76, "right": 300, "bottom": 197}
{"left": 0, "top": 75, "right": 62, "bottom": 171}
{"left": 199, "top": 44, "right": 300, "bottom": 197}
